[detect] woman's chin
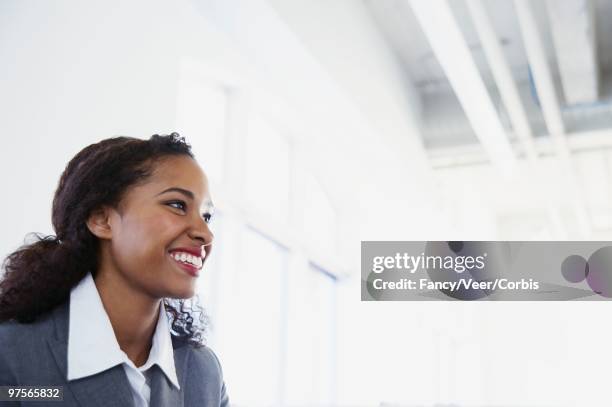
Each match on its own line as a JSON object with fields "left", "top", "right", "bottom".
{"left": 167, "top": 284, "right": 197, "bottom": 300}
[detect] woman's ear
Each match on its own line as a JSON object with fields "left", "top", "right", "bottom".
{"left": 86, "top": 206, "right": 114, "bottom": 240}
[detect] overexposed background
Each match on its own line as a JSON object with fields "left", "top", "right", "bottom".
{"left": 1, "top": 0, "right": 611, "bottom": 405}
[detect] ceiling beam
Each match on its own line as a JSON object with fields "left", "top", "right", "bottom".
{"left": 546, "top": 0, "right": 599, "bottom": 105}
{"left": 500, "top": 1, "right": 593, "bottom": 236}
{"left": 465, "top": 0, "right": 538, "bottom": 163}
{"left": 466, "top": 0, "right": 568, "bottom": 237}
{"left": 514, "top": 0, "right": 590, "bottom": 237}
{"left": 428, "top": 128, "right": 612, "bottom": 167}
{"left": 409, "top": 0, "right": 516, "bottom": 176}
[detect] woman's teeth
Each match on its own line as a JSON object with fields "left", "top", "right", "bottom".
{"left": 171, "top": 252, "right": 203, "bottom": 268}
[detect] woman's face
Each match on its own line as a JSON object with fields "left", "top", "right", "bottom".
{"left": 97, "top": 155, "right": 214, "bottom": 299}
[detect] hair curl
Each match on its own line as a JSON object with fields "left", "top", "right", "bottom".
{"left": 0, "top": 133, "right": 208, "bottom": 347}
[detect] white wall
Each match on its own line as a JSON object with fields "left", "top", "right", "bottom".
{"left": 0, "top": 0, "right": 179, "bottom": 254}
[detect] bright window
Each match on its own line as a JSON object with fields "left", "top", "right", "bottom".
{"left": 308, "top": 263, "right": 336, "bottom": 405}
{"left": 223, "top": 226, "right": 288, "bottom": 406}
{"left": 245, "top": 113, "right": 291, "bottom": 223}
{"left": 303, "top": 172, "right": 337, "bottom": 252}
{"left": 285, "top": 261, "right": 337, "bottom": 406}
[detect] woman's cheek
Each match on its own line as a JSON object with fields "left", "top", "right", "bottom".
{"left": 156, "top": 213, "right": 184, "bottom": 236}
{"left": 115, "top": 214, "right": 159, "bottom": 265}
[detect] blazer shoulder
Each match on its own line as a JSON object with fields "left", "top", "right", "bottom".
{"left": 182, "top": 343, "right": 229, "bottom": 406}
{"left": 188, "top": 344, "right": 224, "bottom": 376}
{"left": 0, "top": 320, "right": 23, "bottom": 359}
{"left": 0, "top": 318, "right": 44, "bottom": 349}
{"left": 0, "top": 306, "right": 62, "bottom": 362}
{"left": 0, "top": 315, "right": 53, "bottom": 384}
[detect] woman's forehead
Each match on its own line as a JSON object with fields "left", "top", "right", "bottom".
{"left": 153, "top": 157, "right": 206, "bottom": 183}
{"left": 140, "top": 157, "right": 210, "bottom": 199}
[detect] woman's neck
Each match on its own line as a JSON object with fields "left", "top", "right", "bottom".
{"left": 93, "top": 268, "right": 161, "bottom": 367}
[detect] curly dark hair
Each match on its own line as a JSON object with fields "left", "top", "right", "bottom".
{"left": 0, "top": 132, "right": 208, "bottom": 347}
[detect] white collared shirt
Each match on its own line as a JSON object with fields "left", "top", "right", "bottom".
{"left": 67, "top": 273, "right": 180, "bottom": 407}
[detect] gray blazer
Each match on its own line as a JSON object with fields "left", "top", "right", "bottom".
{"left": 0, "top": 301, "right": 229, "bottom": 406}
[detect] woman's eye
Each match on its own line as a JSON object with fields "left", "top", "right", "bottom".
{"left": 168, "top": 201, "right": 213, "bottom": 223}
{"left": 167, "top": 201, "right": 187, "bottom": 211}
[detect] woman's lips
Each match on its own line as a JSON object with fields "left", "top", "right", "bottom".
{"left": 169, "top": 254, "right": 201, "bottom": 277}
{"left": 169, "top": 246, "right": 204, "bottom": 257}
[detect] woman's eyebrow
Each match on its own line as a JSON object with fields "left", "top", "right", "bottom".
{"left": 156, "top": 187, "right": 194, "bottom": 200}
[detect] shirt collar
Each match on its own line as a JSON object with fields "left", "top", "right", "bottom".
{"left": 67, "top": 272, "right": 180, "bottom": 389}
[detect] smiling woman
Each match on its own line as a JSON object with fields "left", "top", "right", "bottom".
{"left": 0, "top": 133, "right": 229, "bottom": 407}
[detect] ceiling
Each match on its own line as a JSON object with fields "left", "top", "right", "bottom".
{"left": 366, "top": 0, "right": 612, "bottom": 149}
{"left": 362, "top": 0, "right": 612, "bottom": 238}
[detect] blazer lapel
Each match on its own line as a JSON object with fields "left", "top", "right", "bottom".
{"left": 45, "top": 301, "right": 192, "bottom": 407}
{"left": 149, "top": 339, "right": 190, "bottom": 407}
{"left": 46, "top": 302, "right": 135, "bottom": 407}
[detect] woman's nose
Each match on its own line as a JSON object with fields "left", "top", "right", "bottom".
{"left": 189, "top": 215, "right": 214, "bottom": 247}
